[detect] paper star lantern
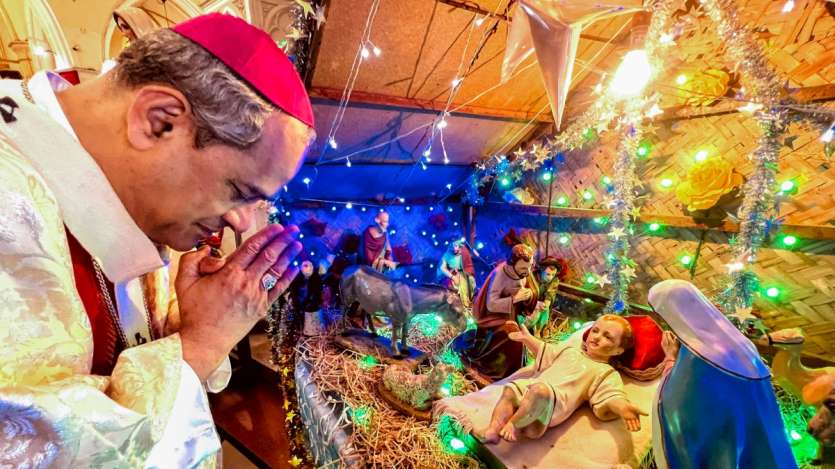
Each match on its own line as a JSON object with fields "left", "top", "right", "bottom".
{"left": 501, "top": 0, "right": 643, "bottom": 128}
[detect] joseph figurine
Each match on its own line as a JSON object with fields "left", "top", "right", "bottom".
{"left": 454, "top": 244, "right": 537, "bottom": 380}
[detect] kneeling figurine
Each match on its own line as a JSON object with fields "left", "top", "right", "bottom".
{"left": 475, "top": 315, "right": 652, "bottom": 443}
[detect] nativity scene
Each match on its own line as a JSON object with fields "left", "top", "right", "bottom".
{"left": 1, "top": 0, "right": 834, "bottom": 468}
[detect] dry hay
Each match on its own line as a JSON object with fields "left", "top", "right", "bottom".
{"left": 298, "top": 319, "right": 481, "bottom": 469}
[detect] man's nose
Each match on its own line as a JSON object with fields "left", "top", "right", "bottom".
{"left": 222, "top": 204, "right": 256, "bottom": 233}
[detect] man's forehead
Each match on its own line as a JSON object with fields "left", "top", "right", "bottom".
{"left": 249, "top": 113, "right": 313, "bottom": 196}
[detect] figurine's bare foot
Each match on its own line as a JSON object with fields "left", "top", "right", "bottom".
{"left": 499, "top": 422, "right": 518, "bottom": 442}
{"left": 474, "top": 426, "right": 500, "bottom": 444}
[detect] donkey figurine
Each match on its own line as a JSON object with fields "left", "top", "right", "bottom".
{"left": 341, "top": 266, "right": 466, "bottom": 357}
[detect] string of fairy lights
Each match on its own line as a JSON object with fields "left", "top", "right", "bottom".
{"left": 274, "top": 0, "right": 835, "bottom": 464}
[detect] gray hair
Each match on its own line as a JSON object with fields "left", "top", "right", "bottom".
{"left": 112, "top": 28, "right": 276, "bottom": 149}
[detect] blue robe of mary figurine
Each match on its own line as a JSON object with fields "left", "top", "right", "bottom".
{"left": 648, "top": 280, "right": 797, "bottom": 469}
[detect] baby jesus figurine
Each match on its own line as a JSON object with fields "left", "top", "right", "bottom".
{"left": 475, "top": 315, "right": 647, "bottom": 443}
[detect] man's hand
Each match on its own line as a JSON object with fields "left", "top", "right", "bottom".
{"left": 610, "top": 399, "right": 647, "bottom": 432}
{"left": 176, "top": 224, "right": 302, "bottom": 380}
{"left": 512, "top": 288, "right": 532, "bottom": 304}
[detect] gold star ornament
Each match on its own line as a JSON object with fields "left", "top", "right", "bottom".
{"left": 286, "top": 410, "right": 297, "bottom": 422}
{"left": 288, "top": 455, "right": 303, "bottom": 467}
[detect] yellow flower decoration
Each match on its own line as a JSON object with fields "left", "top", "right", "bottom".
{"left": 676, "top": 158, "right": 743, "bottom": 211}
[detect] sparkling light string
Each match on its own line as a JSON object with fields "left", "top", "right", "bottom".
{"left": 318, "top": 0, "right": 384, "bottom": 166}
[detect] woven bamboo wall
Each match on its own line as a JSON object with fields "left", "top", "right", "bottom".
{"left": 476, "top": 0, "right": 835, "bottom": 359}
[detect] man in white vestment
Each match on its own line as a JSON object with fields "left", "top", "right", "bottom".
{"left": 0, "top": 13, "right": 314, "bottom": 467}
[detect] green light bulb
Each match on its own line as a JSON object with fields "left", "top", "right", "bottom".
{"left": 585, "top": 274, "right": 595, "bottom": 283}
{"left": 559, "top": 235, "right": 570, "bottom": 244}
{"left": 782, "top": 235, "right": 797, "bottom": 246}
{"left": 648, "top": 222, "right": 661, "bottom": 232}
{"left": 583, "top": 190, "right": 593, "bottom": 200}
{"left": 680, "top": 255, "right": 692, "bottom": 266}
{"left": 500, "top": 177, "right": 510, "bottom": 187}
{"left": 766, "top": 287, "right": 780, "bottom": 298}
{"left": 602, "top": 176, "right": 612, "bottom": 185}
{"left": 780, "top": 180, "right": 795, "bottom": 192}
{"left": 542, "top": 171, "right": 553, "bottom": 182}
{"left": 556, "top": 196, "right": 568, "bottom": 205}
{"left": 660, "top": 178, "right": 673, "bottom": 188}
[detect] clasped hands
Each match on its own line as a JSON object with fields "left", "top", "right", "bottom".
{"left": 175, "top": 224, "right": 302, "bottom": 380}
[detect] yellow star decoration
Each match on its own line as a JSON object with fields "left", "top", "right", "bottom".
{"left": 286, "top": 28, "right": 306, "bottom": 41}
{"left": 294, "top": 0, "right": 315, "bottom": 17}
{"left": 621, "top": 265, "right": 637, "bottom": 280}
{"left": 734, "top": 306, "right": 754, "bottom": 319}
{"left": 609, "top": 227, "right": 626, "bottom": 239}
{"left": 288, "top": 455, "right": 303, "bottom": 467}
{"left": 283, "top": 399, "right": 291, "bottom": 411}
{"left": 286, "top": 410, "right": 296, "bottom": 422}
{"left": 281, "top": 366, "right": 291, "bottom": 377}
{"left": 513, "top": 147, "right": 527, "bottom": 160}
{"left": 630, "top": 206, "right": 642, "bottom": 219}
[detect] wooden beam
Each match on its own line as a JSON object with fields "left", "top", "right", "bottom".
{"left": 487, "top": 202, "right": 835, "bottom": 241}
{"left": 309, "top": 86, "right": 554, "bottom": 123}
{"left": 657, "top": 83, "right": 835, "bottom": 122}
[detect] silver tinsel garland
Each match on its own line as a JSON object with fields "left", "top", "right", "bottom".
{"left": 601, "top": 0, "right": 677, "bottom": 313}
{"left": 603, "top": 110, "right": 642, "bottom": 314}
{"left": 700, "top": 0, "right": 790, "bottom": 314}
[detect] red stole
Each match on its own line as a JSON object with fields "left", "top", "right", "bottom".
{"left": 66, "top": 229, "right": 123, "bottom": 375}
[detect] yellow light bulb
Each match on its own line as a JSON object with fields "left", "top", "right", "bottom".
{"left": 609, "top": 50, "right": 652, "bottom": 98}
{"left": 676, "top": 74, "right": 687, "bottom": 85}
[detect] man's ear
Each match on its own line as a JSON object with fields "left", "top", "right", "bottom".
{"left": 126, "top": 85, "right": 192, "bottom": 150}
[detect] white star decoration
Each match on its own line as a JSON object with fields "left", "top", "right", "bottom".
{"left": 513, "top": 147, "right": 528, "bottom": 160}
{"left": 595, "top": 274, "right": 611, "bottom": 288}
{"left": 621, "top": 265, "right": 636, "bottom": 280}
{"left": 313, "top": 5, "right": 327, "bottom": 29}
{"left": 534, "top": 143, "right": 551, "bottom": 162}
{"left": 609, "top": 227, "right": 626, "bottom": 239}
